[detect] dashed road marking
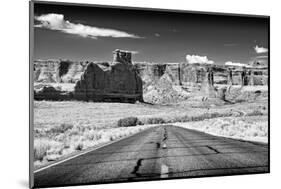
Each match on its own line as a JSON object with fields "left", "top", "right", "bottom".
{"left": 160, "top": 164, "right": 169, "bottom": 178}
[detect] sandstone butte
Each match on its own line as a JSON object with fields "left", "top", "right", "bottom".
{"left": 73, "top": 49, "right": 143, "bottom": 102}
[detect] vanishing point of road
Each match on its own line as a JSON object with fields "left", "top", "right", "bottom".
{"left": 34, "top": 125, "right": 268, "bottom": 188}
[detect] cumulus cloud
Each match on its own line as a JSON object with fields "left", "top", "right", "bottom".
{"left": 34, "top": 13, "right": 141, "bottom": 39}
{"left": 254, "top": 45, "right": 268, "bottom": 54}
{"left": 154, "top": 33, "right": 160, "bottom": 37}
{"left": 128, "top": 50, "right": 139, "bottom": 54}
{"left": 186, "top": 55, "right": 214, "bottom": 64}
{"left": 225, "top": 61, "right": 250, "bottom": 67}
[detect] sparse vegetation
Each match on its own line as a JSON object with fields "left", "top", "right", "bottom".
{"left": 33, "top": 118, "right": 157, "bottom": 168}
{"left": 117, "top": 117, "right": 140, "bottom": 127}
{"left": 166, "top": 111, "right": 235, "bottom": 123}
{"left": 246, "top": 110, "right": 264, "bottom": 116}
{"left": 34, "top": 139, "right": 63, "bottom": 161}
{"left": 74, "top": 142, "right": 84, "bottom": 151}
{"left": 146, "top": 117, "right": 166, "bottom": 124}
{"left": 174, "top": 116, "right": 268, "bottom": 143}
{"left": 34, "top": 139, "right": 49, "bottom": 161}
{"left": 49, "top": 123, "right": 73, "bottom": 134}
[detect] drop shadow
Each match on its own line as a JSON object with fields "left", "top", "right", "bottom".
{"left": 18, "top": 179, "right": 29, "bottom": 188}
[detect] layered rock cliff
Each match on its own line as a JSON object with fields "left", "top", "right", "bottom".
{"left": 73, "top": 50, "right": 143, "bottom": 102}
{"left": 33, "top": 49, "right": 268, "bottom": 103}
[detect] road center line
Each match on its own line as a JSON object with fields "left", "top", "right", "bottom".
{"left": 160, "top": 164, "right": 169, "bottom": 178}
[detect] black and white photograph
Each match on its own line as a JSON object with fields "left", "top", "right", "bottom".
{"left": 30, "top": 1, "right": 269, "bottom": 188}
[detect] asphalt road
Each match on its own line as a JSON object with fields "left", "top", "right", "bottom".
{"left": 34, "top": 125, "right": 268, "bottom": 188}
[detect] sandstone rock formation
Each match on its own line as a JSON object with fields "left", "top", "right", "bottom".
{"left": 34, "top": 59, "right": 268, "bottom": 88}
{"left": 73, "top": 50, "right": 143, "bottom": 102}
{"left": 34, "top": 85, "right": 70, "bottom": 101}
{"left": 33, "top": 52, "right": 268, "bottom": 104}
{"left": 200, "top": 67, "right": 217, "bottom": 98}
{"left": 34, "top": 59, "right": 87, "bottom": 83}
{"left": 143, "top": 73, "right": 189, "bottom": 104}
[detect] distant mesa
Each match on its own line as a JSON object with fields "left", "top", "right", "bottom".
{"left": 34, "top": 49, "right": 268, "bottom": 104}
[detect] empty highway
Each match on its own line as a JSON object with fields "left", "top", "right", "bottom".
{"left": 34, "top": 125, "right": 268, "bottom": 188}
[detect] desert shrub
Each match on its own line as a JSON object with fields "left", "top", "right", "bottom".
{"left": 73, "top": 142, "right": 84, "bottom": 151}
{"left": 85, "top": 130, "right": 102, "bottom": 141}
{"left": 209, "top": 112, "right": 220, "bottom": 118}
{"left": 34, "top": 140, "right": 50, "bottom": 161}
{"left": 136, "top": 119, "right": 144, "bottom": 125}
{"left": 110, "top": 135, "right": 115, "bottom": 141}
{"left": 235, "top": 99, "right": 246, "bottom": 103}
{"left": 146, "top": 117, "right": 166, "bottom": 124}
{"left": 58, "top": 60, "right": 72, "bottom": 77}
{"left": 189, "top": 113, "right": 215, "bottom": 122}
{"left": 170, "top": 115, "right": 191, "bottom": 123}
{"left": 253, "top": 77, "right": 264, "bottom": 85}
{"left": 246, "top": 110, "right": 264, "bottom": 116}
{"left": 49, "top": 124, "right": 73, "bottom": 134}
{"left": 190, "top": 115, "right": 205, "bottom": 122}
{"left": 34, "top": 139, "right": 64, "bottom": 161}
{"left": 186, "top": 112, "right": 233, "bottom": 122}
{"left": 117, "top": 117, "right": 140, "bottom": 127}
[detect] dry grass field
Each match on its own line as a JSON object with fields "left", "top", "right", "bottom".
{"left": 174, "top": 116, "right": 268, "bottom": 143}
{"left": 33, "top": 98, "right": 268, "bottom": 168}
{"left": 34, "top": 99, "right": 267, "bottom": 129}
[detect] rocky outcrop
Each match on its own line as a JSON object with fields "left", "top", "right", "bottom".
{"left": 73, "top": 50, "right": 143, "bottom": 102}
{"left": 34, "top": 85, "right": 70, "bottom": 101}
{"left": 143, "top": 73, "right": 189, "bottom": 104}
{"left": 34, "top": 60, "right": 87, "bottom": 83}
{"left": 133, "top": 62, "right": 268, "bottom": 87}
{"left": 200, "top": 67, "right": 217, "bottom": 98}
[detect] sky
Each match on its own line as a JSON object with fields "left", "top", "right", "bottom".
{"left": 33, "top": 2, "right": 269, "bottom": 65}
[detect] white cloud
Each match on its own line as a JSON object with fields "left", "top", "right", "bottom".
{"left": 115, "top": 49, "right": 139, "bottom": 54}
{"left": 35, "top": 13, "right": 141, "bottom": 39}
{"left": 125, "top": 50, "right": 139, "bottom": 54}
{"left": 186, "top": 55, "right": 214, "bottom": 64}
{"left": 254, "top": 45, "right": 268, "bottom": 54}
{"left": 154, "top": 33, "right": 160, "bottom": 37}
{"left": 225, "top": 61, "right": 251, "bottom": 67}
